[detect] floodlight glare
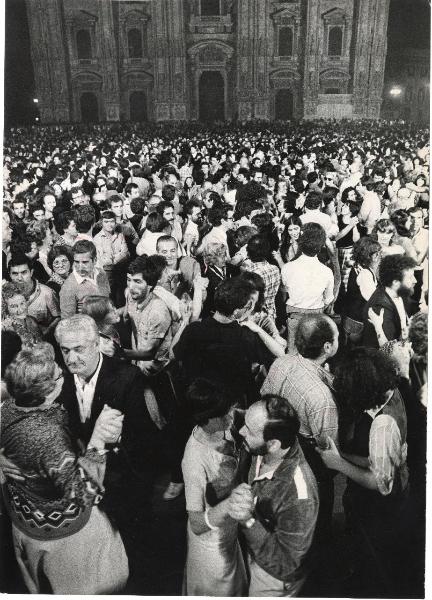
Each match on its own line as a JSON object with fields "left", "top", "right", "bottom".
{"left": 389, "top": 87, "right": 402, "bottom": 97}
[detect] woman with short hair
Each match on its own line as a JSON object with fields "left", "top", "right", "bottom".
{"left": 45, "top": 245, "right": 73, "bottom": 295}
{"left": 1, "top": 343, "right": 129, "bottom": 594}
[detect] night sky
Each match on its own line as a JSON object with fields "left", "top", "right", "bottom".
{"left": 3, "top": 0, "right": 431, "bottom": 126}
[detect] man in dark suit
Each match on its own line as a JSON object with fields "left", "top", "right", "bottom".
{"left": 363, "top": 255, "right": 417, "bottom": 348}
{"left": 53, "top": 315, "right": 159, "bottom": 523}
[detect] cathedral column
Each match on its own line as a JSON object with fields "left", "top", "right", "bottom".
{"left": 25, "top": 0, "right": 70, "bottom": 123}
{"left": 352, "top": 0, "right": 390, "bottom": 119}
{"left": 302, "top": 0, "right": 320, "bottom": 119}
{"left": 151, "top": 0, "right": 187, "bottom": 121}
{"left": 97, "top": 0, "right": 120, "bottom": 121}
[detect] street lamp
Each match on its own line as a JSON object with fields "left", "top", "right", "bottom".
{"left": 33, "top": 98, "right": 39, "bottom": 103}
{"left": 389, "top": 86, "right": 402, "bottom": 97}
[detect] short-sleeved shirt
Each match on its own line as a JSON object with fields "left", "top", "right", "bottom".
{"left": 245, "top": 261, "right": 281, "bottom": 321}
{"left": 27, "top": 280, "right": 60, "bottom": 329}
{"left": 281, "top": 254, "right": 334, "bottom": 310}
{"left": 261, "top": 354, "right": 338, "bottom": 447}
{"left": 126, "top": 289, "right": 174, "bottom": 374}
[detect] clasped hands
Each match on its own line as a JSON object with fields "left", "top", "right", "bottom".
{"left": 89, "top": 404, "right": 124, "bottom": 450}
{"left": 226, "top": 483, "right": 255, "bottom": 523}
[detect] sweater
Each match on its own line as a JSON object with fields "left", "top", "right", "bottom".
{"left": 60, "top": 269, "right": 110, "bottom": 317}
{"left": 1, "top": 400, "right": 106, "bottom": 541}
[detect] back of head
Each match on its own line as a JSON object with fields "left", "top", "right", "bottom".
{"left": 298, "top": 222, "right": 326, "bottom": 257}
{"left": 214, "top": 277, "right": 255, "bottom": 317}
{"left": 74, "top": 205, "right": 95, "bottom": 233}
{"left": 305, "top": 191, "right": 323, "bottom": 211}
{"left": 261, "top": 395, "right": 300, "bottom": 449}
{"left": 146, "top": 211, "right": 166, "bottom": 233}
{"left": 295, "top": 314, "right": 335, "bottom": 359}
{"left": 81, "top": 295, "right": 112, "bottom": 325}
{"left": 247, "top": 234, "right": 270, "bottom": 263}
{"left": 187, "top": 378, "right": 234, "bottom": 426}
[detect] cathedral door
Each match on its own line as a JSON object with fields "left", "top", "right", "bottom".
{"left": 275, "top": 89, "right": 293, "bottom": 120}
{"left": 130, "top": 91, "right": 147, "bottom": 121}
{"left": 80, "top": 92, "right": 99, "bottom": 122}
{"left": 199, "top": 71, "right": 225, "bottom": 122}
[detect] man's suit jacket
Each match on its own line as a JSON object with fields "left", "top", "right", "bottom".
{"left": 362, "top": 286, "right": 403, "bottom": 348}
{"left": 58, "top": 355, "right": 159, "bottom": 479}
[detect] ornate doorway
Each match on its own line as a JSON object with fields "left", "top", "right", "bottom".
{"left": 275, "top": 88, "right": 294, "bottom": 120}
{"left": 199, "top": 71, "right": 225, "bottom": 122}
{"left": 80, "top": 92, "right": 99, "bottom": 122}
{"left": 130, "top": 91, "right": 147, "bottom": 121}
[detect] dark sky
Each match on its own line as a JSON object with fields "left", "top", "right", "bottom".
{"left": 3, "top": 0, "right": 431, "bottom": 126}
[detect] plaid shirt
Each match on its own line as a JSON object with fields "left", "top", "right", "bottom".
{"left": 261, "top": 354, "right": 338, "bottom": 447}
{"left": 246, "top": 260, "right": 281, "bottom": 321}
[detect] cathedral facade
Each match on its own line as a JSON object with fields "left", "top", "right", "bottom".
{"left": 25, "top": 0, "right": 390, "bottom": 123}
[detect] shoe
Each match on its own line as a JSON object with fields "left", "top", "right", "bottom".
{"left": 163, "top": 482, "right": 184, "bottom": 501}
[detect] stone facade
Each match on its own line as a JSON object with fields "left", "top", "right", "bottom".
{"left": 25, "top": 0, "right": 390, "bottom": 123}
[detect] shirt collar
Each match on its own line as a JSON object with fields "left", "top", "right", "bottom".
{"left": 74, "top": 269, "right": 97, "bottom": 285}
{"left": 74, "top": 353, "right": 103, "bottom": 388}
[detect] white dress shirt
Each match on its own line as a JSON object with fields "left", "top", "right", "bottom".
{"left": 281, "top": 254, "right": 334, "bottom": 309}
{"left": 73, "top": 354, "right": 104, "bottom": 423}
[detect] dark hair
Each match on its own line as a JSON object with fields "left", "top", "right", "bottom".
{"left": 341, "top": 187, "right": 360, "bottom": 203}
{"left": 127, "top": 255, "right": 167, "bottom": 287}
{"left": 146, "top": 212, "right": 168, "bottom": 233}
{"left": 47, "top": 245, "right": 73, "bottom": 270}
{"left": 107, "top": 194, "right": 123, "bottom": 206}
{"left": 409, "top": 312, "right": 428, "bottom": 359}
{"left": 280, "top": 216, "right": 302, "bottom": 263}
{"left": 8, "top": 253, "right": 33, "bottom": 272}
{"left": 101, "top": 210, "right": 116, "bottom": 220}
{"left": 162, "top": 184, "right": 176, "bottom": 203}
{"left": 208, "top": 205, "right": 229, "bottom": 227}
{"left": 214, "top": 277, "right": 255, "bottom": 317}
{"left": 1, "top": 330, "right": 22, "bottom": 377}
{"left": 298, "top": 222, "right": 326, "bottom": 256}
{"left": 239, "top": 271, "right": 265, "bottom": 312}
{"left": 247, "top": 234, "right": 270, "bottom": 263}
{"left": 73, "top": 239, "right": 97, "bottom": 260}
{"left": 390, "top": 209, "right": 411, "bottom": 238}
{"left": 234, "top": 225, "right": 257, "bottom": 249}
{"left": 55, "top": 210, "right": 75, "bottom": 235}
{"left": 262, "top": 395, "right": 300, "bottom": 449}
{"left": 185, "top": 198, "right": 202, "bottom": 215}
{"left": 378, "top": 255, "right": 416, "bottom": 287}
{"left": 187, "top": 378, "right": 234, "bottom": 426}
{"left": 234, "top": 199, "right": 261, "bottom": 221}
{"left": 156, "top": 235, "right": 177, "bottom": 250}
{"left": 156, "top": 200, "right": 174, "bottom": 216}
{"left": 352, "top": 236, "right": 381, "bottom": 268}
{"left": 124, "top": 182, "right": 139, "bottom": 197}
{"left": 130, "top": 197, "right": 146, "bottom": 215}
{"left": 334, "top": 347, "right": 398, "bottom": 413}
{"left": 74, "top": 205, "right": 95, "bottom": 233}
{"left": 295, "top": 314, "right": 336, "bottom": 359}
{"left": 304, "top": 191, "right": 323, "bottom": 211}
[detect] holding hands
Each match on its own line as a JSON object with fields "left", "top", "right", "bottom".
{"left": 90, "top": 404, "right": 124, "bottom": 449}
{"left": 227, "top": 483, "right": 255, "bottom": 522}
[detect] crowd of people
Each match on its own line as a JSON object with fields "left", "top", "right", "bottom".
{"left": 0, "top": 119, "right": 428, "bottom": 596}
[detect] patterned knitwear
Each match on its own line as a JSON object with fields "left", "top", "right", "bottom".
{"left": 1, "top": 400, "right": 106, "bottom": 541}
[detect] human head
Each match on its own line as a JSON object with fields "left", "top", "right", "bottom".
{"left": 55, "top": 315, "right": 100, "bottom": 379}
{"left": 124, "top": 182, "right": 140, "bottom": 200}
{"left": 304, "top": 191, "right": 323, "bottom": 211}
{"left": 234, "top": 225, "right": 258, "bottom": 250}
{"left": 74, "top": 205, "right": 95, "bottom": 234}
{"left": 2, "top": 281, "right": 27, "bottom": 319}
{"left": 26, "top": 220, "right": 53, "bottom": 250}
{"left": 334, "top": 347, "right": 398, "bottom": 415}
{"left": 28, "top": 201, "right": 45, "bottom": 221}
{"left": 295, "top": 314, "right": 339, "bottom": 360}
{"left": 108, "top": 195, "right": 124, "bottom": 220}
{"left": 157, "top": 200, "right": 175, "bottom": 224}
{"left": 208, "top": 205, "right": 234, "bottom": 230}
{"left": 409, "top": 312, "right": 428, "bottom": 361}
{"left": 202, "top": 242, "right": 227, "bottom": 268}
{"left": 247, "top": 234, "right": 270, "bottom": 263}
{"left": 8, "top": 254, "right": 34, "bottom": 294}
{"left": 373, "top": 219, "right": 396, "bottom": 247}
{"left": 390, "top": 209, "right": 412, "bottom": 237}
{"left": 4, "top": 343, "right": 63, "bottom": 407}
{"left": 378, "top": 254, "right": 416, "bottom": 297}
{"left": 1, "top": 330, "right": 22, "bottom": 378}
{"left": 81, "top": 295, "right": 119, "bottom": 327}
{"left": 184, "top": 199, "right": 202, "bottom": 223}
{"left": 12, "top": 197, "right": 26, "bottom": 219}
{"left": 101, "top": 210, "right": 117, "bottom": 234}
{"left": 213, "top": 277, "right": 256, "bottom": 319}
{"left": 55, "top": 210, "right": 77, "bottom": 238}
{"left": 145, "top": 211, "right": 168, "bottom": 233}
{"left": 409, "top": 206, "right": 424, "bottom": 233}
{"left": 298, "top": 222, "right": 326, "bottom": 257}
{"left": 352, "top": 236, "right": 382, "bottom": 269}
{"left": 239, "top": 396, "right": 300, "bottom": 455}
{"left": 41, "top": 191, "right": 56, "bottom": 214}
{"left": 156, "top": 235, "right": 178, "bottom": 269}
{"left": 238, "top": 270, "right": 265, "bottom": 313}
{"left": 127, "top": 255, "right": 167, "bottom": 301}
{"left": 187, "top": 378, "right": 234, "bottom": 428}
{"left": 71, "top": 186, "right": 87, "bottom": 206}
{"left": 72, "top": 240, "right": 97, "bottom": 278}
{"left": 47, "top": 245, "right": 73, "bottom": 278}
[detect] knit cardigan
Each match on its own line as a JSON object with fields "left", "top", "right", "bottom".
{"left": 1, "top": 400, "right": 106, "bottom": 541}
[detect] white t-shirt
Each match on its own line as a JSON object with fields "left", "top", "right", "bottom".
{"left": 281, "top": 254, "right": 334, "bottom": 309}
